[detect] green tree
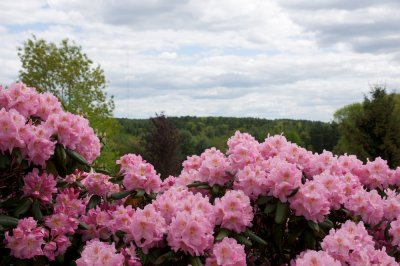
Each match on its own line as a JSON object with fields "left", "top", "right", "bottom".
{"left": 334, "top": 86, "right": 400, "bottom": 167}
{"left": 18, "top": 36, "right": 120, "bottom": 171}
{"left": 143, "top": 113, "right": 181, "bottom": 179}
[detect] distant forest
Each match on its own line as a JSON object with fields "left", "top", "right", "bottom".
{"left": 115, "top": 116, "right": 339, "bottom": 163}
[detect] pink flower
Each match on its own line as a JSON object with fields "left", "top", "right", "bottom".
{"left": 215, "top": 190, "right": 254, "bottom": 233}
{"left": 258, "top": 134, "right": 288, "bottom": 159}
{"left": 118, "top": 154, "right": 162, "bottom": 194}
{"left": 167, "top": 211, "right": 214, "bottom": 256}
{"left": 289, "top": 180, "right": 330, "bottom": 223}
{"left": 265, "top": 159, "right": 302, "bottom": 202}
{"left": 313, "top": 172, "right": 346, "bottom": 210}
{"left": 108, "top": 205, "right": 135, "bottom": 235}
{"left": 82, "top": 172, "right": 119, "bottom": 197}
{"left": 389, "top": 217, "right": 400, "bottom": 248}
{"left": 227, "top": 131, "right": 261, "bottom": 171}
{"left": 80, "top": 207, "right": 113, "bottom": 241}
{"left": 54, "top": 187, "right": 86, "bottom": 217}
{"left": 291, "top": 250, "right": 340, "bottom": 266}
{"left": 0, "top": 108, "right": 26, "bottom": 152}
{"left": 233, "top": 164, "right": 268, "bottom": 200}
{"left": 5, "top": 217, "right": 47, "bottom": 259}
{"left": 76, "top": 239, "right": 125, "bottom": 266}
{"left": 198, "top": 147, "right": 231, "bottom": 186}
{"left": 321, "top": 221, "right": 374, "bottom": 263}
{"left": 206, "top": 237, "right": 246, "bottom": 266}
{"left": 22, "top": 169, "right": 57, "bottom": 203}
{"left": 344, "top": 188, "right": 384, "bottom": 226}
{"left": 129, "top": 204, "right": 166, "bottom": 253}
{"left": 45, "top": 213, "right": 79, "bottom": 236}
{"left": 183, "top": 155, "right": 203, "bottom": 171}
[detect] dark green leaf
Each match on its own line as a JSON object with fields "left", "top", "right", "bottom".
{"left": 307, "top": 221, "right": 320, "bottom": 232}
{"left": 233, "top": 234, "right": 252, "bottom": 247}
{"left": 256, "top": 196, "right": 273, "bottom": 205}
{"left": 154, "top": 251, "right": 174, "bottom": 265}
{"left": 134, "top": 189, "right": 145, "bottom": 198}
{"left": 303, "top": 230, "right": 316, "bottom": 249}
{"left": 14, "top": 198, "right": 32, "bottom": 217}
{"left": 319, "top": 219, "right": 334, "bottom": 231}
{"left": 55, "top": 144, "right": 67, "bottom": 171}
{"left": 264, "top": 202, "right": 276, "bottom": 215}
{"left": 0, "top": 215, "right": 19, "bottom": 228}
{"left": 243, "top": 229, "right": 268, "bottom": 245}
{"left": 287, "top": 187, "right": 300, "bottom": 198}
{"left": 215, "top": 228, "right": 230, "bottom": 241}
{"left": 189, "top": 256, "right": 203, "bottom": 266}
{"left": 86, "top": 195, "right": 101, "bottom": 211}
{"left": 78, "top": 222, "right": 89, "bottom": 230}
{"left": 31, "top": 199, "right": 43, "bottom": 221}
{"left": 187, "top": 182, "right": 210, "bottom": 188}
{"left": 109, "top": 190, "right": 132, "bottom": 200}
{"left": 212, "top": 185, "right": 220, "bottom": 195}
{"left": 115, "top": 230, "right": 126, "bottom": 239}
{"left": 275, "top": 201, "right": 289, "bottom": 224}
{"left": 65, "top": 148, "right": 90, "bottom": 167}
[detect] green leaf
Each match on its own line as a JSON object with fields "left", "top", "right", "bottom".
{"left": 31, "top": 199, "right": 43, "bottom": 221}
{"left": 46, "top": 160, "right": 58, "bottom": 176}
{"left": 264, "top": 202, "right": 276, "bottom": 215}
{"left": 14, "top": 198, "right": 32, "bottom": 217}
{"left": 187, "top": 182, "right": 210, "bottom": 189}
{"left": 212, "top": 185, "right": 220, "bottom": 195}
{"left": 154, "top": 251, "right": 174, "bottom": 265}
{"left": 115, "top": 230, "right": 126, "bottom": 239}
{"left": 0, "top": 153, "right": 11, "bottom": 170}
{"left": 319, "top": 219, "right": 334, "bottom": 231}
{"left": 215, "top": 228, "right": 230, "bottom": 241}
{"left": 272, "top": 223, "right": 284, "bottom": 251}
{"left": 303, "top": 229, "right": 316, "bottom": 249}
{"left": 233, "top": 234, "right": 252, "bottom": 247}
{"left": 55, "top": 144, "right": 67, "bottom": 167}
{"left": 0, "top": 215, "right": 19, "bottom": 228}
{"left": 65, "top": 148, "right": 90, "bottom": 167}
{"left": 307, "top": 221, "right": 320, "bottom": 232}
{"left": 109, "top": 190, "right": 132, "bottom": 200}
{"left": 189, "top": 256, "right": 203, "bottom": 266}
{"left": 287, "top": 187, "right": 300, "bottom": 198}
{"left": 384, "top": 222, "right": 391, "bottom": 241}
{"left": 243, "top": 229, "right": 268, "bottom": 245}
{"left": 256, "top": 196, "right": 273, "bottom": 205}
{"left": 86, "top": 195, "right": 101, "bottom": 211}
{"left": 288, "top": 225, "right": 305, "bottom": 245}
{"left": 134, "top": 189, "right": 145, "bottom": 198}
{"left": 78, "top": 221, "right": 89, "bottom": 230}
{"left": 275, "top": 201, "right": 289, "bottom": 224}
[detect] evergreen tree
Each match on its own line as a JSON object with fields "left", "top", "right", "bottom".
{"left": 143, "top": 113, "right": 181, "bottom": 179}
{"left": 335, "top": 86, "right": 400, "bottom": 167}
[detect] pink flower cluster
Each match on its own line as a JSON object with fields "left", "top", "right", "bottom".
{"left": 117, "top": 154, "right": 162, "bottom": 194}
{"left": 5, "top": 218, "right": 46, "bottom": 259}
{"left": 321, "top": 221, "right": 397, "bottom": 265}
{"left": 292, "top": 250, "right": 340, "bottom": 266}
{"left": 206, "top": 237, "right": 246, "bottom": 266}
{"left": 76, "top": 239, "right": 125, "bottom": 266}
{"left": 22, "top": 168, "right": 57, "bottom": 203}
{"left": 0, "top": 82, "right": 100, "bottom": 165}
{"left": 81, "top": 172, "right": 119, "bottom": 197}
{"left": 215, "top": 190, "right": 254, "bottom": 233}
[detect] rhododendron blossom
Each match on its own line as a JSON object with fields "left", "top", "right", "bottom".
{"left": 22, "top": 168, "right": 57, "bottom": 203}
{"left": 206, "top": 237, "right": 246, "bottom": 266}
{"left": 76, "top": 239, "right": 125, "bottom": 266}
{"left": 215, "top": 190, "right": 254, "bottom": 233}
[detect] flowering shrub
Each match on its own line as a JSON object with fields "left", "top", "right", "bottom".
{"left": 1, "top": 82, "right": 400, "bottom": 265}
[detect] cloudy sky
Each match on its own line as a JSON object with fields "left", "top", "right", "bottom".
{"left": 1, "top": 0, "right": 400, "bottom": 121}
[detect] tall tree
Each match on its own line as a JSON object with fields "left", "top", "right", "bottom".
{"left": 143, "top": 113, "right": 181, "bottom": 179}
{"left": 18, "top": 36, "right": 120, "bottom": 170}
{"left": 334, "top": 86, "right": 400, "bottom": 167}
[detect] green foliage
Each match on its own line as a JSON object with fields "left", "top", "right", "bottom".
{"left": 17, "top": 36, "right": 120, "bottom": 171}
{"left": 142, "top": 113, "right": 181, "bottom": 179}
{"left": 116, "top": 116, "right": 339, "bottom": 170}
{"left": 334, "top": 86, "right": 400, "bottom": 167}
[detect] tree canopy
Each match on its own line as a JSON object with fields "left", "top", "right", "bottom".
{"left": 334, "top": 86, "right": 400, "bottom": 167}
{"left": 18, "top": 36, "right": 120, "bottom": 170}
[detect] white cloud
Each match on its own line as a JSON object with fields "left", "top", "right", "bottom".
{"left": 0, "top": 0, "right": 399, "bottom": 122}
